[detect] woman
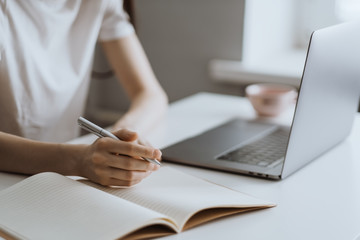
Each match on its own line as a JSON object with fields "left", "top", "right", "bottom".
{"left": 0, "top": 0, "right": 168, "bottom": 186}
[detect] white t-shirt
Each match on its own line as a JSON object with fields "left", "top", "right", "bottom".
{"left": 0, "top": 0, "right": 134, "bottom": 142}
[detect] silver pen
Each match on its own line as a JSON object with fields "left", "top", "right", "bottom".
{"left": 77, "top": 117, "right": 161, "bottom": 166}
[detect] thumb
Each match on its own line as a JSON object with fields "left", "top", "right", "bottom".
{"left": 113, "top": 129, "right": 138, "bottom": 142}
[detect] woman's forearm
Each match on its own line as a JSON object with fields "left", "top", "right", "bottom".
{"left": 114, "top": 89, "right": 168, "bottom": 135}
{"left": 0, "top": 129, "right": 162, "bottom": 187}
{"left": 0, "top": 131, "right": 83, "bottom": 176}
{"left": 101, "top": 34, "right": 168, "bottom": 136}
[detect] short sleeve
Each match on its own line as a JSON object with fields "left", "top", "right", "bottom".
{"left": 98, "top": 0, "right": 135, "bottom": 41}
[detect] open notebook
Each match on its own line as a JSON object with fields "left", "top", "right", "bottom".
{"left": 0, "top": 167, "right": 274, "bottom": 240}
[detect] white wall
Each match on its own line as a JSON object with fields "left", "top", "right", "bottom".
{"left": 134, "top": 0, "right": 246, "bottom": 102}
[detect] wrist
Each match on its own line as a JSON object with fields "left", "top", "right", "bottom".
{"left": 57, "top": 143, "right": 87, "bottom": 177}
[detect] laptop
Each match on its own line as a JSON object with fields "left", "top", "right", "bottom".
{"left": 161, "top": 21, "right": 360, "bottom": 180}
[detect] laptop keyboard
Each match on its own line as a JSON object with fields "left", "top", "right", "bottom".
{"left": 217, "top": 128, "right": 289, "bottom": 168}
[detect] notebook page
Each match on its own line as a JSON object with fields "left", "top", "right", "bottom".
{"left": 85, "top": 167, "right": 274, "bottom": 231}
{"left": 0, "top": 172, "right": 175, "bottom": 240}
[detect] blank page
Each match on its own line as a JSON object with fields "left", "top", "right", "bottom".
{"left": 0, "top": 172, "right": 174, "bottom": 240}
{"left": 85, "top": 167, "right": 274, "bottom": 230}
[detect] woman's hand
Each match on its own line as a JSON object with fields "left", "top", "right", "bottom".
{"left": 79, "top": 129, "right": 161, "bottom": 187}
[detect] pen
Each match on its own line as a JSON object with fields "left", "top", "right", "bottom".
{"left": 77, "top": 116, "right": 161, "bottom": 166}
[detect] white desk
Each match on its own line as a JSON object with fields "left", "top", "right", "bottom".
{"left": 1, "top": 92, "right": 359, "bottom": 240}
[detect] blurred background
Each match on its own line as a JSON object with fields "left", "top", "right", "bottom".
{"left": 85, "top": 0, "right": 360, "bottom": 126}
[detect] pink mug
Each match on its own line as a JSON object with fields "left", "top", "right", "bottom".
{"left": 245, "top": 83, "right": 298, "bottom": 117}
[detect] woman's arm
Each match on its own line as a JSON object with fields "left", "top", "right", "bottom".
{"left": 0, "top": 130, "right": 161, "bottom": 186}
{"left": 101, "top": 33, "right": 168, "bottom": 136}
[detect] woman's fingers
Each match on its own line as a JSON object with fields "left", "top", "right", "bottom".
{"left": 136, "top": 137, "right": 153, "bottom": 147}
{"left": 108, "top": 167, "right": 153, "bottom": 181}
{"left": 106, "top": 154, "right": 160, "bottom": 171}
{"left": 95, "top": 137, "right": 162, "bottom": 160}
{"left": 82, "top": 138, "right": 161, "bottom": 187}
{"left": 113, "top": 129, "right": 138, "bottom": 142}
{"left": 93, "top": 166, "right": 153, "bottom": 187}
{"left": 81, "top": 128, "right": 163, "bottom": 187}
